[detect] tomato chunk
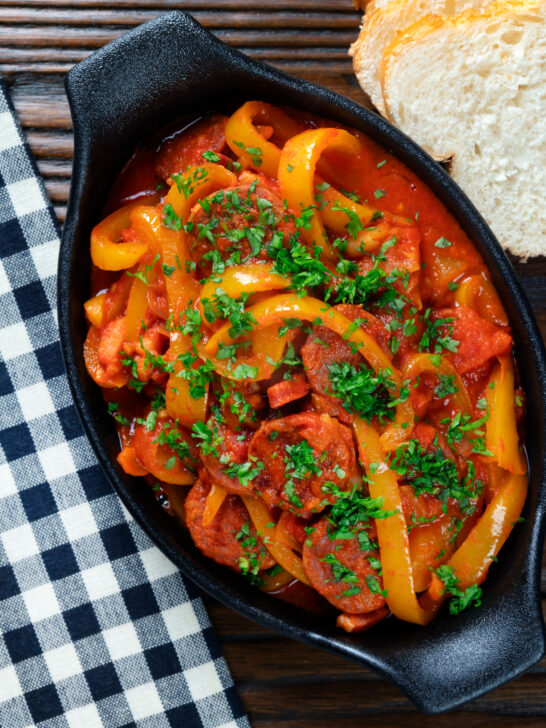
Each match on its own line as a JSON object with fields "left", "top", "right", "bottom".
{"left": 434, "top": 306, "right": 511, "bottom": 374}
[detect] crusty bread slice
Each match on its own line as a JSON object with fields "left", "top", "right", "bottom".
{"left": 381, "top": 0, "right": 546, "bottom": 257}
{"left": 349, "top": 0, "right": 489, "bottom": 114}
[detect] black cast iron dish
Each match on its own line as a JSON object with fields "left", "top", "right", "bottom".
{"left": 58, "top": 11, "right": 546, "bottom": 713}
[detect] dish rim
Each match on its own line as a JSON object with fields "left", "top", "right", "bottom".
{"left": 57, "top": 10, "right": 546, "bottom": 713}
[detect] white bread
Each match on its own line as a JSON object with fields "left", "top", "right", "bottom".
{"left": 350, "top": 0, "right": 490, "bottom": 114}
{"left": 381, "top": 0, "right": 546, "bottom": 257}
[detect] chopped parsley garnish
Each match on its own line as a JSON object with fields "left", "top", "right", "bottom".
{"left": 107, "top": 402, "right": 130, "bottom": 427}
{"left": 434, "top": 374, "right": 458, "bottom": 399}
{"left": 327, "top": 361, "right": 396, "bottom": 423}
{"left": 232, "top": 140, "right": 263, "bottom": 167}
{"left": 267, "top": 233, "right": 332, "bottom": 293}
{"left": 283, "top": 440, "right": 321, "bottom": 508}
{"left": 224, "top": 458, "right": 264, "bottom": 488}
{"left": 201, "top": 288, "right": 257, "bottom": 339}
{"left": 126, "top": 253, "right": 160, "bottom": 285}
{"left": 434, "top": 237, "right": 452, "bottom": 249}
{"left": 322, "top": 482, "right": 396, "bottom": 542}
{"left": 389, "top": 438, "right": 480, "bottom": 514}
{"left": 440, "top": 411, "right": 492, "bottom": 456}
{"left": 435, "top": 564, "right": 482, "bottom": 614}
{"left": 320, "top": 553, "right": 360, "bottom": 591}
{"left": 202, "top": 150, "right": 221, "bottom": 162}
{"left": 162, "top": 203, "right": 182, "bottom": 231}
{"left": 418, "top": 309, "right": 459, "bottom": 354}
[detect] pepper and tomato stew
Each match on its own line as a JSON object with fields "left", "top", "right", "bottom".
{"left": 84, "top": 101, "right": 527, "bottom": 633}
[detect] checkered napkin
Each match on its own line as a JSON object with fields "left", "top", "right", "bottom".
{"left": 0, "top": 81, "right": 250, "bottom": 728}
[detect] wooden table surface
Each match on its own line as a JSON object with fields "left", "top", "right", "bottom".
{"left": 2, "top": 0, "right": 545, "bottom": 725}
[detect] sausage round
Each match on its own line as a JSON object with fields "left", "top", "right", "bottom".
{"left": 248, "top": 412, "right": 359, "bottom": 515}
{"left": 302, "top": 516, "right": 386, "bottom": 614}
{"left": 185, "top": 477, "right": 274, "bottom": 570}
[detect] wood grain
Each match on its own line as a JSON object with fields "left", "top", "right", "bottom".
{"left": 2, "top": 1, "right": 544, "bottom": 724}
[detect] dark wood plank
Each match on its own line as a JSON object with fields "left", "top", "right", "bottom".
{"left": 2, "top": 3, "right": 544, "bottom": 724}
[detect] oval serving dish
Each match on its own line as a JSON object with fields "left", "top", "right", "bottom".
{"left": 58, "top": 11, "right": 546, "bottom": 713}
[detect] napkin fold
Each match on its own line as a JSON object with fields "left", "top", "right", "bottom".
{"left": 0, "top": 79, "right": 249, "bottom": 728}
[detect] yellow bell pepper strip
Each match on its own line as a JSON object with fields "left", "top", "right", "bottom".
{"left": 353, "top": 417, "right": 437, "bottom": 625}
{"left": 202, "top": 483, "right": 228, "bottom": 526}
{"left": 455, "top": 273, "right": 508, "bottom": 327}
{"left": 161, "top": 165, "right": 238, "bottom": 427}
{"left": 427, "top": 471, "right": 527, "bottom": 603}
{"left": 125, "top": 272, "right": 149, "bottom": 342}
{"left": 278, "top": 128, "right": 364, "bottom": 261}
{"left": 163, "top": 162, "right": 237, "bottom": 219}
{"left": 199, "top": 264, "right": 289, "bottom": 311}
{"left": 403, "top": 352, "right": 473, "bottom": 415}
{"left": 225, "top": 101, "right": 301, "bottom": 178}
{"left": 90, "top": 203, "right": 149, "bottom": 271}
{"left": 84, "top": 292, "right": 105, "bottom": 328}
{"left": 486, "top": 354, "right": 526, "bottom": 474}
{"left": 242, "top": 495, "right": 310, "bottom": 585}
{"left": 128, "top": 205, "right": 165, "bottom": 254}
{"left": 320, "top": 185, "right": 387, "bottom": 255}
{"left": 204, "top": 294, "right": 413, "bottom": 449}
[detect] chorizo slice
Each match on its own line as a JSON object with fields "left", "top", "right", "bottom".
{"left": 302, "top": 517, "right": 386, "bottom": 614}
{"left": 248, "top": 412, "right": 358, "bottom": 515}
{"left": 188, "top": 184, "right": 295, "bottom": 275}
{"left": 267, "top": 373, "right": 310, "bottom": 409}
{"left": 185, "top": 477, "right": 274, "bottom": 571}
{"left": 300, "top": 303, "right": 390, "bottom": 412}
{"left": 200, "top": 416, "right": 256, "bottom": 496}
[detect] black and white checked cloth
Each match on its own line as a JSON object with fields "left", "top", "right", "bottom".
{"left": 0, "top": 81, "right": 250, "bottom": 728}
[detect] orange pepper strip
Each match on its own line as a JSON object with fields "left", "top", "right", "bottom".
{"left": 91, "top": 203, "right": 149, "bottom": 271}
{"left": 225, "top": 101, "right": 301, "bottom": 178}
{"left": 202, "top": 484, "right": 228, "bottom": 527}
{"left": 455, "top": 273, "right": 508, "bottom": 327}
{"left": 125, "top": 273, "right": 149, "bottom": 342}
{"left": 403, "top": 352, "right": 473, "bottom": 415}
{"left": 486, "top": 355, "right": 526, "bottom": 474}
{"left": 117, "top": 446, "right": 148, "bottom": 477}
{"left": 278, "top": 128, "right": 364, "bottom": 261}
{"left": 84, "top": 292, "right": 105, "bottom": 328}
{"left": 199, "top": 264, "right": 289, "bottom": 311}
{"left": 242, "top": 496, "right": 310, "bottom": 585}
{"left": 427, "top": 471, "right": 528, "bottom": 603}
{"left": 353, "top": 417, "right": 437, "bottom": 625}
{"left": 205, "top": 294, "right": 413, "bottom": 449}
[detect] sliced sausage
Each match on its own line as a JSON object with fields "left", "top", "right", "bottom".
{"left": 188, "top": 184, "right": 295, "bottom": 275}
{"left": 248, "top": 412, "right": 358, "bottom": 515}
{"left": 303, "top": 516, "right": 386, "bottom": 614}
{"left": 185, "top": 477, "right": 274, "bottom": 570}
{"left": 301, "top": 303, "right": 390, "bottom": 414}
{"left": 200, "top": 415, "right": 256, "bottom": 496}
{"left": 267, "top": 373, "right": 310, "bottom": 409}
